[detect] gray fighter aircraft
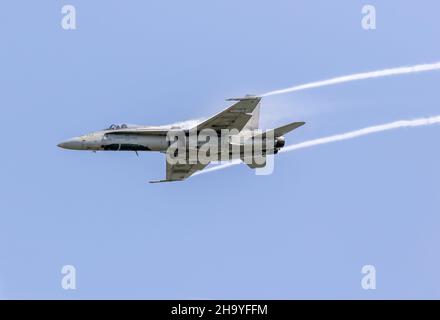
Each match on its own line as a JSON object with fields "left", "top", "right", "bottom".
{"left": 58, "top": 96, "right": 305, "bottom": 183}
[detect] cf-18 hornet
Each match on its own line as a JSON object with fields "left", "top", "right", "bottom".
{"left": 58, "top": 96, "right": 305, "bottom": 183}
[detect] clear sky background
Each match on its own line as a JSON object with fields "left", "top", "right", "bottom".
{"left": 1, "top": 1, "right": 440, "bottom": 299}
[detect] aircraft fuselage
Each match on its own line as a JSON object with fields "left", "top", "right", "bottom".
{"left": 58, "top": 130, "right": 169, "bottom": 152}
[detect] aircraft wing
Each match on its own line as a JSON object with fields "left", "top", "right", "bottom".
{"left": 194, "top": 96, "right": 261, "bottom": 133}
{"left": 149, "top": 96, "right": 260, "bottom": 183}
{"left": 149, "top": 161, "right": 209, "bottom": 183}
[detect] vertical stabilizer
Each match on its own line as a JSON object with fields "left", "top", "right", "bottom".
{"left": 243, "top": 101, "right": 261, "bottom": 131}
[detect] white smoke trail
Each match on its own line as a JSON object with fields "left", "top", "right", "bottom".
{"left": 196, "top": 115, "right": 440, "bottom": 176}
{"left": 261, "top": 62, "right": 440, "bottom": 97}
{"left": 280, "top": 115, "right": 440, "bottom": 152}
{"left": 171, "top": 119, "right": 204, "bottom": 128}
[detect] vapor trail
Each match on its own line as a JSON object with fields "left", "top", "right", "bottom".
{"left": 280, "top": 115, "right": 440, "bottom": 152}
{"left": 196, "top": 115, "right": 440, "bottom": 176}
{"left": 261, "top": 62, "right": 440, "bottom": 97}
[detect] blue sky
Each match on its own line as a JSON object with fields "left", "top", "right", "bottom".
{"left": 1, "top": 1, "right": 440, "bottom": 299}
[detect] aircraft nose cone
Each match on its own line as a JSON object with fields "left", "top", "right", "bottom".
{"left": 57, "top": 137, "right": 83, "bottom": 150}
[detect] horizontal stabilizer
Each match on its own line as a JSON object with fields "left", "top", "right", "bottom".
{"left": 249, "top": 121, "right": 305, "bottom": 141}
{"left": 273, "top": 121, "right": 305, "bottom": 137}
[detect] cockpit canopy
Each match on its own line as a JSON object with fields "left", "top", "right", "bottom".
{"left": 106, "top": 124, "right": 142, "bottom": 130}
{"left": 107, "top": 124, "right": 128, "bottom": 130}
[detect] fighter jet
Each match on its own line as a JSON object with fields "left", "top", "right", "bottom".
{"left": 58, "top": 96, "right": 305, "bottom": 183}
